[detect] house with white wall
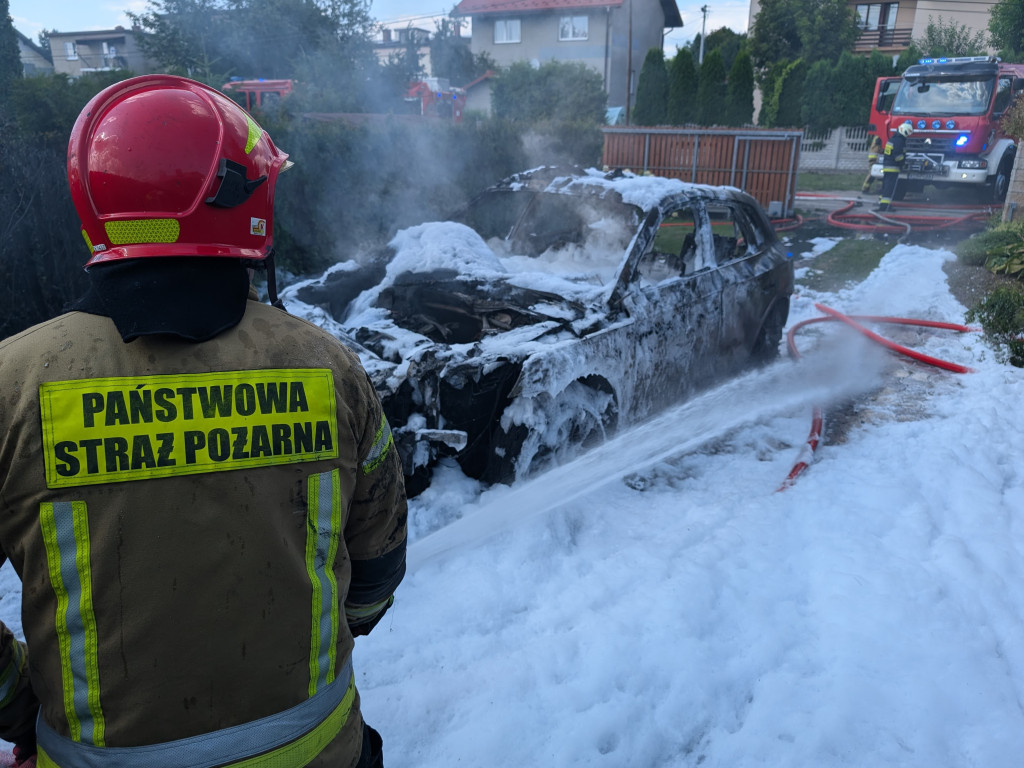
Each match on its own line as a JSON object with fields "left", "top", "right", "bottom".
{"left": 452, "top": 0, "right": 683, "bottom": 113}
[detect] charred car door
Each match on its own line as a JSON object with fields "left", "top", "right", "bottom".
{"left": 614, "top": 197, "right": 726, "bottom": 417}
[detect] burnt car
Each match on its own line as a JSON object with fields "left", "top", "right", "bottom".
{"left": 283, "top": 168, "right": 794, "bottom": 493}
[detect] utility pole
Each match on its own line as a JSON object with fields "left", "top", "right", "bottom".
{"left": 699, "top": 5, "right": 708, "bottom": 64}
{"left": 625, "top": 0, "right": 633, "bottom": 125}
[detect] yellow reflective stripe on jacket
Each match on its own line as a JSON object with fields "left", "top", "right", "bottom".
{"left": 39, "top": 501, "right": 105, "bottom": 746}
{"left": 36, "top": 665, "right": 356, "bottom": 768}
{"left": 305, "top": 470, "right": 341, "bottom": 697}
{"left": 0, "top": 639, "right": 27, "bottom": 707}
{"left": 361, "top": 414, "right": 393, "bottom": 475}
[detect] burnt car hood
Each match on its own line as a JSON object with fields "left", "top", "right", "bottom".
{"left": 285, "top": 219, "right": 626, "bottom": 381}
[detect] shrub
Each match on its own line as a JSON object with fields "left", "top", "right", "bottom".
{"left": 966, "top": 284, "right": 1024, "bottom": 367}
{"left": 954, "top": 220, "right": 1024, "bottom": 270}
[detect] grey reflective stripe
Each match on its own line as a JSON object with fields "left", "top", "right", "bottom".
{"left": 0, "top": 640, "right": 26, "bottom": 707}
{"left": 361, "top": 414, "right": 393, "bottom": 475}
{"left": 39, "top": 500, "right": 105, "bottom": 745}
{"left": 36, "top": 658, "right": 354, "bottom": 768}
{"left": 306, "top": 470, "right": 341, "bottom": 696}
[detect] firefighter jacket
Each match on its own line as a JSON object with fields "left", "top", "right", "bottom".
{"left": 883, "top": 132, "right": 908, "bottom": 169}
{"left": 867, "top": 135, "right": 882, "bottom": 164}
{"left": 0, "top": 298, "right": 407, "bottom": 767}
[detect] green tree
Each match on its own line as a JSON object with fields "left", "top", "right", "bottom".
{"left": 696, "top": 48, "right": 727, "bottom": 125}
{"left": 797, "top": 0, "right": 860, "bottom": 63}
{"left": 128, "top": 0, "right": 376, "bottom": 84}
{"left": 492, "top": 60, "right": 605, "bottom": 124}
{"left": 632, "top": 48, "right": 668, "bottom": 125}
{"left": 490, "top": 60, "right": 606, "bottom": 164}
{"left": 914, "top": 15, "right": 988, "bottom": 57}
{"left": 0, "top": 0, "right": 22, "bottom": 108}
{"left": 801, "top": 59, "right": 837, "bottom": 130}
{"left": 748, "top": 0, "right": 801, "bottom": 86}
{"left": 688, "top": 27, "right": 746, "bottom": 73}
{"left": 990, "top": 0, "right": 1024, "bottom": 58}
{"left": 764, "top": 58, "right": 807, "bottom": 128}
{"left": 832, "top": 51, "right": 868, "bottom": 125}
{"left": 666, "top": 48, "right": 698, "bottom": 125}
{"left": 894, "top": 44, "right": 923, "bottom": 74}
{"left": 726, "top": 49, "right": 754, "bottom": 126}
{"left": 8, "top": 71, "right": 126, "bottom": 145}
{"left": 430, "top": 16, "right": 494, "bottom": 86}
{"left": 749, "top": 0, "right": 859, "bottom": 86}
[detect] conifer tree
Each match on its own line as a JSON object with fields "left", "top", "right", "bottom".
{"left": 632, "top": 47, "right": 668, "bottom": 126}
{"left": 695, "top": 49, "right": 727, "bottom": 126}
{"left": 725, "top": 50, "right": 754, "bottom": 126}
{"left": 0, "top": 0, "right": 22, "bottom": 110}
{"left": 666, "top": 49, "right": 697, "bottom": 125}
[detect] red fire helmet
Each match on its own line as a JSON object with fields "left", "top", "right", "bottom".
{"left": 67, "top": 74, "right": 291, "bottom": 267}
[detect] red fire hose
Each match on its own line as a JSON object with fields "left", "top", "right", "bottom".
{"left": 776, "top": 304, "right": 975, "bottom": 491}
{"left": 824, "top": 200, "right": 990, "bottom": 235}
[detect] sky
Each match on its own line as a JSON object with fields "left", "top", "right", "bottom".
{"left": 8, "top": 1, "right": 751, "bottom": 53}
{"left": 3, "top": 180, "right": 1024, "bottom": 764}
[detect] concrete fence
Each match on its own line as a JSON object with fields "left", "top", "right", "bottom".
{"left": 797, "top": 125, "right": 871, "bottom": 172}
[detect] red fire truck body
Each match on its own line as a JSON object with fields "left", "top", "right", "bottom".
{"left": 221, "top": 78, "right": 294, "bottom": 112}
{"left": 868, "top": 57, "right": 1024, "bottom": 202}
{"left": 404, "top": 78, "right": 466, "bottom": 122}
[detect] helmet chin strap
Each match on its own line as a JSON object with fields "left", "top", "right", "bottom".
{"left": 264, "top": 249, "right": 287, "bottom": 312}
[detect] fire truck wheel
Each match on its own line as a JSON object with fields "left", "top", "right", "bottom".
{"left": 990, "top": 154, "right": 1014, "bottom": 204}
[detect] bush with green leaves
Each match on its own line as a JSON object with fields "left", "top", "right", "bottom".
{"left": 966, "top": 284, "right": 1024, "bottom": 367}
{"left": 955, "top": 220, "right": 1024, "bottom": 272}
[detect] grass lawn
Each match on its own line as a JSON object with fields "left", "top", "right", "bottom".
{"left": 793, "top": 237, "right": 891, "bottom": 292}
{"left": 796, "top": 171, "right": 865, "bottom": 192}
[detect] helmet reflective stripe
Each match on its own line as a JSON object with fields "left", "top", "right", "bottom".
{"left": 104, "top": 219, "right": 181, "bottom": 245}
{"left": 244, "top": 114, "right": 262, "bottom": 154}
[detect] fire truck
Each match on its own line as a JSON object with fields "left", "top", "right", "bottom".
{"left": 868, "top": 56, "right": 1024, "bottom": 202}
{"left": 221, "top": 78, "right": 294, "bottom": 112}
{"left": 403, "top": 78, "right": 466, "bottom": 122}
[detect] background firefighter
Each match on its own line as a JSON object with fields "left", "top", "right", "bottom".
{"left": 862, "top": 134, "right": 883, "bottom": 194}
{"left": 0, "top": 75, "right": 407, "bottom": 768}
{"left": 877, "top": 122, "right": 913, "bottom": 211}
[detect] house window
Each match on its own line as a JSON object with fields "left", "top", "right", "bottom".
{"left": 559, "top": 15, "right": 589, "bottom": 41}
{"left": 64, "top": 41, "right": 78, "bottom": 61}
{"left": 856, "top": 3, "right": 898, "bottom": 31}
{"left": 494, "top": 19, "right": 521, "bottom": 44}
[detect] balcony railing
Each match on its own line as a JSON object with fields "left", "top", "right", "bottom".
{"left": 853, "top": 27, "right": 913, "bottom": 52}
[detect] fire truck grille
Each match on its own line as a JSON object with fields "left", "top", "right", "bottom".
{"left": 906, "top": 136, "right": 956, "bottom": 153}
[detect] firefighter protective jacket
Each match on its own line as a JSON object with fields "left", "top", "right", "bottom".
{"left": 0, "top": 299, "right": 407, "bottom": 767}
{"left": 883, "top": 132, "right": 908, "bottom": 169}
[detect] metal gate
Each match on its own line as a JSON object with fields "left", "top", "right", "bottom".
{"left": 602, "top": 127, "right": 804, "bottom": 217}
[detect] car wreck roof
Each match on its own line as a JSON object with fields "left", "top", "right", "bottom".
{"left": 489, "top": 166, "right": 750, "bottom": 213}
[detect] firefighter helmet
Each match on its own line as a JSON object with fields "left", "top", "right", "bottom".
{"left": 67, "top": 74, "right": 290, "bottom": 267}
{"left": 898, "top": 122, "right": 913, "bottom": 137}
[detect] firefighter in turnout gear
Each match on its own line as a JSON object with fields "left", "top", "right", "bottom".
{"left": 0, "top": 75, "right": 407, "bottom": 767}
{"left": 862, "top": 134, "right": 883, "bottom": 194}
{"left": 876, "top": 122, "right": 913, "bottom": 211}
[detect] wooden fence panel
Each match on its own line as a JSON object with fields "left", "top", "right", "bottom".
{"left": 602, "top": 127, "right": 802, "bottom": 216}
